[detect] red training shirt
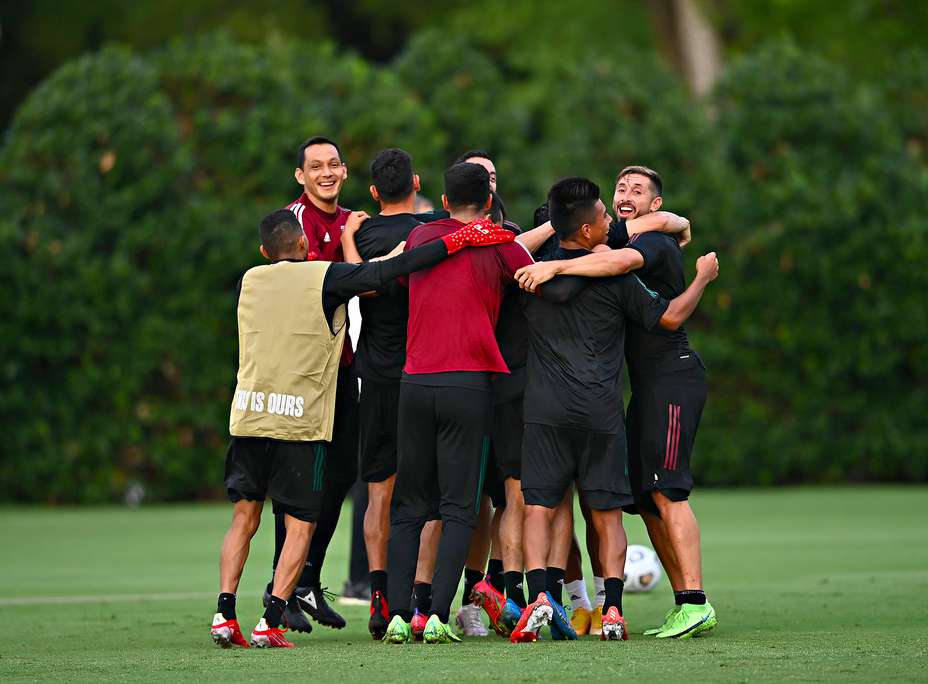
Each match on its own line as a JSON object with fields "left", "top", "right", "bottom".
{"left": 403, "top": 218, "right": 534, "bottom": 375}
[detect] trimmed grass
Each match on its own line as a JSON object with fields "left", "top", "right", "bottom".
{"left": 1, "top": 487, "right": 927, "bottom": 682}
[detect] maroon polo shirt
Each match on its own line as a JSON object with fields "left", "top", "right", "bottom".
{"left": 403, "top": 218, "right": 534, "bottom": 375}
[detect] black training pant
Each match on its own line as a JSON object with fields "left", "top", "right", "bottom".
{"left": 387, "top": 379, "right": 492, "bottom": 623}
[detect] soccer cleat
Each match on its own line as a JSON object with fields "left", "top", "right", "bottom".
{"left": 262, "top": 589, "right": 312, "bottom": 634}
{"left": 643, "top": 606, "right": 680, "bottom": 636}
{"left": 410, "top": 609, "right": 428, "bottom": 642}
{"left": 498, "top": 599, "right": 523, "bottom": 637}
{"left": 210, "top": 613, "right": 250, "bottom": 648}
{"left": 600, "top": 606, "right": 628, "bottom": 641}
{"left": 251, "top": 618, "right": 294, "bottom": 648}
{"left": 509, "top": 592, "right": 554, "bottom": 643}
{"left": 656, "top": 602, "right": 717, "bottom": 639}
{"left": 369, "top": 591, "right": 390, "bottom": 640}
{"left": 296, "top": 585, "right": 346, "bottom": 629}
{"left": 471, "top": 577, "right": 507, "bottom": 636}
{"left": 382, "top": 615, "right": 412, "bottom": 644}
{"left": 339, "top": 578, "right": 371, "bottom": 605}
{"left": 547, "top": 593, "right": 578, "bottom": 640}
{"left": 590, "top": 605, "right": 604, "bottom": 636}
{"left": 570, "top": 606, "right": 592, "bottom": 636}
{"left": 455, "top": 602, "right": 489, "bottom": 637}
{"left": 423, "top": 614, "right": 462, "bottom": 644}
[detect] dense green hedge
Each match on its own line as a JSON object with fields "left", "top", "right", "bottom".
{"left": 1, "top": 35, "right": 925, "bottom": 502}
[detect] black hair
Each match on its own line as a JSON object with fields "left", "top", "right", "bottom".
{"left": 547, "top": 177, "right": 601, "bottom": 241}
{"left": 444, "top": 163, "right": 491, "bottom": 211}
{"left": 370, "top": 148, "right": 414, "bottom": 203}
{"left": 489, "top": 190, "right": 507, "bottom": 224}
{"left": 532, "top": 202, "right": 550, "bottom": 228}
{"left": 296, "top": 136, "right": 342, "bottom": 168}
{"left": 617, "top": 165, "right": 663, "bottom": 196}
{"left": 453, "top": 149, "right": 493, "bottom": 165}
{"left": 259, "top": 209, "right": 304, "bottom": 258}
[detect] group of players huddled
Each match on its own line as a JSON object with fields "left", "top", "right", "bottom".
{"left": 210, "top": 135, "right": 720, "bottom": 649}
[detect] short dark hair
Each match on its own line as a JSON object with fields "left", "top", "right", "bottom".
{"left": 444, "top": 163, "right": 491, "bottom": 211}
{"left": 489, "top": 191, "right": 507, "bottom": 224}
{"left": 370, "top": 148, "right": 414, "bottom": 203}
{"left": 259, "top": 209, "right": 304, "bottom": 258}
{"left": 532, "top": 202, "right": 550, "bottom": 228}
{"left": 547, "top": 177, "right": 601, "bottom": 241}
{"left": 296, "top": 136, "right": 342, "bottom": 168}
{"left": 454, "top": 149, "right": 493, "bottom": 165}
{"left": 617, "top": 165, "right": 662, "bottom": 196}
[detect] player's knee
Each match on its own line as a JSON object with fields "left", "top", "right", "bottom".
{"left": 232, "top": 505, "right": 261, "bottom": 535}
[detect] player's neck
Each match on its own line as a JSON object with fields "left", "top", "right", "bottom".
{"left": 304, "top": 192, "right": 339, "bottom": 215}
{"left": 559, "top": 237, "right": 593, "bottom": 251}
{"left": 449, "top": 208, "right": 483, "bottom": 224}
{"left": 379, "top": 195, "right": 416, "bottom": 216}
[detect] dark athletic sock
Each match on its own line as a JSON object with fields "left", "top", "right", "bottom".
{"left": 263, "top": 594, "right": 287, "bottom": 628}
{"left": 271, "top": 512, "right": 286, "bottom": 576}
{"left": 370, "top": 570, "right": 387, "bottom": 595}
{"left": 504, "top": 571, "right": 526, "bottom": 608}
{"left": 526, "top": 568, "right": 546, "bottom": 602}
{"left": 603, "top": 577, "right": 624, "bottom": 615}
{"left": 217, "top": 592, "right": 236, "bottom": 621}
{"left": 299, "top": 478, "right": 351, "bottom": 586}
{"left": 461, "top": 568, "right": 484, "bottom": 605}
{"left": 675, "top": 589, "right": 707, "bottom": 605}
{"left": 486, "top": 558, "right": 505, "bottom": 594}
{"left": 546, "top": 566, "right": 566, "bottom": 606}
{"left": 413, "top": 582, "right": 432, "bottom": 613}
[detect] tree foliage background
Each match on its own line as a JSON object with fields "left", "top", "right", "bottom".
{"left": 1, "top": 2, "right": 927, "bottom": 501}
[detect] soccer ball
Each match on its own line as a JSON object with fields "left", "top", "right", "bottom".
{"left": 623, "top": 544, "right": 662, "bottom": 593}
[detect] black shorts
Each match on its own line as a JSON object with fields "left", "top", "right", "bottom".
{"left": 359, "top": 380, "right": 400, "bottom": 483}
{"left": 492, "top": 395, "right": 523, "bottom": 482}
{"left": 484, "top": 450, "right": 506, "bottom": 509}
{"left": 521, "top": 424, "right": 632, "bottom": 511}
{"left": 624, "top": 361, "right": 707, "bottom": 516}
{"left": 224, "top": 436, "right": 326, "bottom": 523}
{"left": 328, "top": 364, "right": 360, "bottom": 485}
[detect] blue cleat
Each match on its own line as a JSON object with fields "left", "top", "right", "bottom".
{"left": 499, "top": 598, "right": 523, "bottom": 637}
{"left": 547, "top": 593, "right": 578, "bottom": 640}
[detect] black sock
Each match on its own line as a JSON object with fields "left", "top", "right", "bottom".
{"left": 487, "top": 558, "right": 505, "bottom": 594}
{"left": 299, "top": 560, "right": 321, "bottom": 588}
{"left": 603, "top": 578, "right": 624, "bottom": 615}
{"left": 675, "top": 589, "right": 707, "bottom": 605}
{"left": 526, "top": 568, "right": 546, "bottom": 601}
{"left": 462, "top": 568, "right": 484, "bottom": 605}
{"left": 370, "top": 570, "right": 387, "bottom": 595}
{"left": 217, "top": 592, "right": 236, "bottom": 621}
{"left": 263, "top": 594, "right": 287, "bottom": 628}
{"left": 504, "top": 571, "right": 526, "bottom": 608}
{"left": 271, "top": 512, "right": 286, "bottom": 577}
{"left": 546, "top": 566, "right": 565, "bottom": 606}
{"left": 413, "top": 582, "right": 432, "bottom": 613}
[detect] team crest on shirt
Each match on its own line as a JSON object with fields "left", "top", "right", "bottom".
{"left": 323, "top": 232, "right": 332, "bottom": 243}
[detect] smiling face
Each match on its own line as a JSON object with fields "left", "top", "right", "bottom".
{"left": 613, "top": 172, "right": 662, "bottom": 220}
{"left": 295, "top": 143, "right": 347, "bottom": 206}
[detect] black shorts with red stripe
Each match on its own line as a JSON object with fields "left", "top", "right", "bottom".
{"left": 624, "top": 356, "right": 707, "bottom": 517}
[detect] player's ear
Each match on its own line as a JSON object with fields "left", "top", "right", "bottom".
{"left": 295, "top": 166, "right": 305, "bottom": 187}
{"left": 441, "top": 194, "right": 450, "bottom": 211}
{"left": 259, "top": 244, "right": 270, "bottom": 260}
{"left": 369, "top": 184, "right": 380, "bottom": 202}
{"left": 650, "top": 195, "right": 663, "bottom": 212}
{"left": 412, "top": 174, "right": 421, "bottom": 193}
{"left": 483, "top": 194, "right": 493, "bottom": 213}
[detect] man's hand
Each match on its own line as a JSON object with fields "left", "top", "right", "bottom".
{"left": 514, "top": 261, "right": 560, "bottom": 293}
{"left": 696, "top": 252, "right": 719, "bottom": 282}
{"left": 442, "top": 218, "right": 515, "bottom": 254}
{"left": 677, "top": 225, "right": 692, "bottom": 248}
{"left": 343, "top": 210, "right": 370, "bottom": 235}
{"left": 370, "top": 241, "right": 406, "bottom": 262}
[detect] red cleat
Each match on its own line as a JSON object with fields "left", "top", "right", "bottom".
{"left": 410, "top": 608, "right": 428, "bottom": 641}
{"left": 600, "top": 606, "right": 628, "bottom": 641}
{"left": 251, "top": 618, "right": 295, "bottom": 648}
{"left": 471, "top": 577, "right": 507, "bottom": 637}
{"left": 509, "top": 593, "right": 553, "bottom": 644}
{"left": 211, "top": 613, "right": 250, "bottom": 648}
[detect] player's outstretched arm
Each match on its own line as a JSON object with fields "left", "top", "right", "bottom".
{"left": 659, "top": 252, "right": 719, "bottom": 330}
{"left": 514, "top": 248, "right": 645, "bottom": 293}
{"left": 339, "top": 210, "right": 370, "bottom": 264}
{"left": 515, "top": 222, "right": 556, "bottom": 254}
{"left": 627, "top": 211, "right": 691, "bottom": 246}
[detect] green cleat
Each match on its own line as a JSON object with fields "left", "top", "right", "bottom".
{"left": 382, "top": 615, "right": 412, "bottom": 644}
{"left": 423, "top": 614, "right": 462, "bottom": 644}
{"left": 643, "top": 606, "right": 680, "bottom": 636}
{"left": 655, "top": 602, "right": 717, "bottom": 639}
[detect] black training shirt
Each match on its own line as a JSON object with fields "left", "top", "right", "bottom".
{"left": 522, "top": 246, "right": 668, "bottom": 435}
{"left": 624, "top": 232, "right": 696, "bottom": 383}
{"left": 353, "top": 213, "right": 422, "bottom": 382}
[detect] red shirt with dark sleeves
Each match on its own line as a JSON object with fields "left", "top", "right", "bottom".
{"left": 285, "top": 192, "right": 354, "bottom": 364}
{"left": 403, "top": 218, "right": 534, "bottom": 375}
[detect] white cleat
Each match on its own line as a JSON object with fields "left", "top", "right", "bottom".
{"left": 455, "top": 602, "right": 489, "bottom": 637}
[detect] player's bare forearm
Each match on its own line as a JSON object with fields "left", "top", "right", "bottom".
{"left": 514, "top": 248, "right": 643, "bottom": 293}
{"left": 627, "top": 211, "right": 691, "bottom": 245}
{"left": 515, "top": 222, "right": 556, "bottom": 254}
{"left": 659, "top": 252, "right": 719, "bottom": 329}
{"left": 340, "top": 231, "right": 363, "bottom": 264}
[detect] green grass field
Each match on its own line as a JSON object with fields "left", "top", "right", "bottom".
{"left": 1, "top": 487, "right": 927, "bottom": 682}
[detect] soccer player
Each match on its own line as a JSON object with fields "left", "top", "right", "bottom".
{"left": 381, "top": 163, "right": 535, "bottom": 645}
{"left": 510, "top": 177, "right": 718, "bottom": 643}
{"left": 265, "top": 136, "right": 361, "bottom": 632}
{"left": 210, "top": 209, "right": 515, "bottom": 648}
{"left": 518, "top": 166, "right": 718, "bottom": 638}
